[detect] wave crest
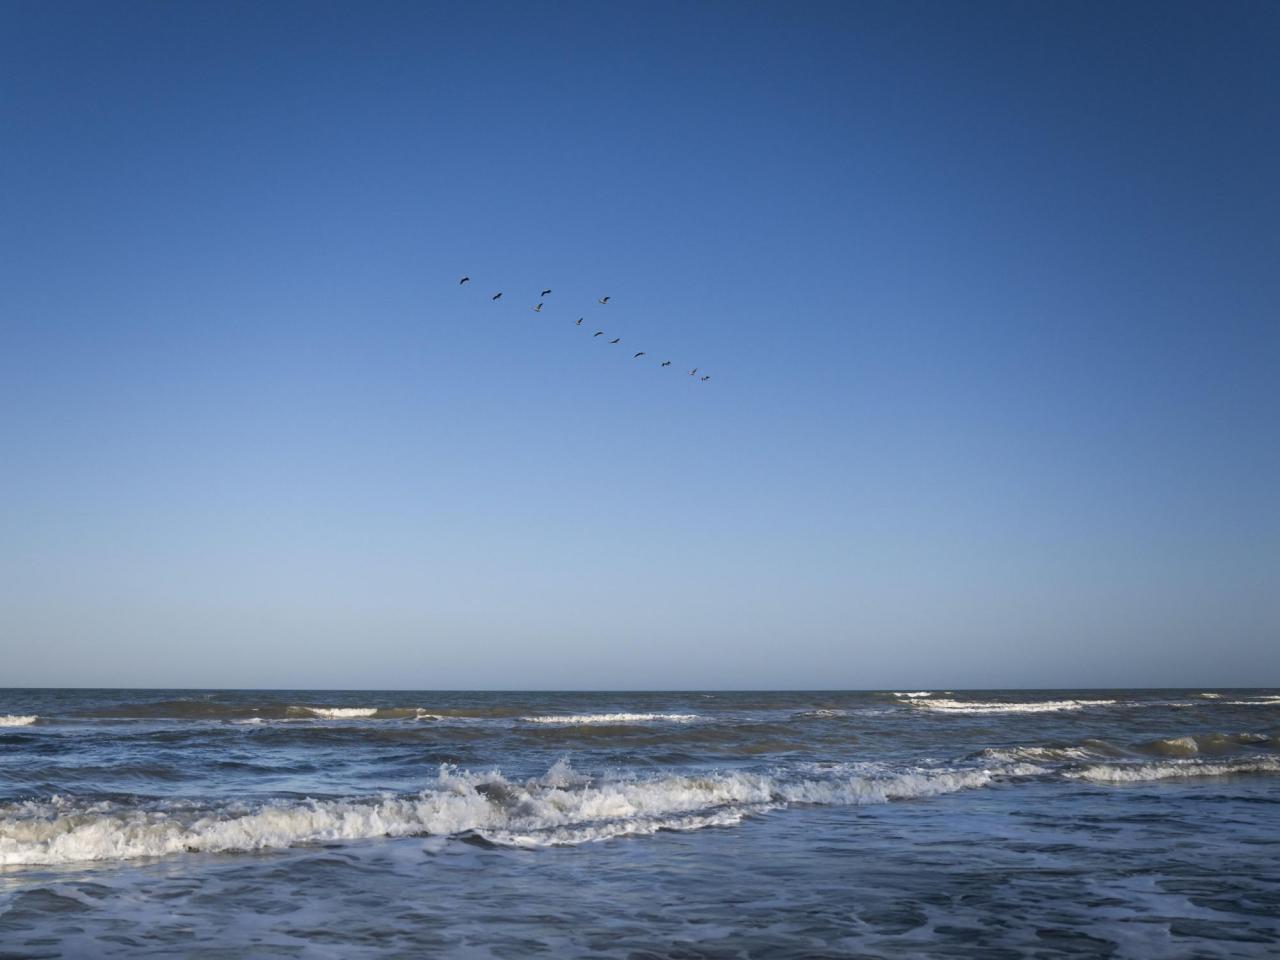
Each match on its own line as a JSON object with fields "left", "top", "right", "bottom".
{"left": 519, "top": 713, "right": 700, "bottom": 725}
{"left": 909, "top": 698, "right": 1116, "bottom": 714}
{"left": 289, "top": 706, "right": 379, "bottom": 720}
{"left": 0, "top": 760, "right": 1031, "bottom": 865}
{"left": 0, "top": 715, "right": 37, "bottom": 727}
{"left": 1069, "top": 756, "right": 1280, "bottom": 783}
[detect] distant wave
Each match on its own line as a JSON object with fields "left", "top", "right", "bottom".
{"left": 520, "top": 713, "right": 701, "bottom": 725}
{"left": 0, "top": 715, "right": 37, "bottom": 727}
{"left": 1069, "top": 756, "right": 1280, "bottom": 783}
{"left": 978, "top": 743, "right": 1112, "bottom": 764}
{"left": 977, "top": 730, "right": 1278, "bottom": 772}
{"left": 893, "top": 692, "right": 933, "bottom": 698}
{"left": 0, "top": 759, "right": 1034, "bottom": 865}
{"left": 1134, "top": 732, "right": 1276, "bottom": 757}
{"left": 290, "top": 706, "right": 379, "bottom": 720}
{"left": 909, "top": 698, "right": 1116, "bottom": 714}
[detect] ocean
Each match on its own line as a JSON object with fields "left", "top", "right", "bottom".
{"left": 1, "top": 688, "right": 1278, "bottom": 958}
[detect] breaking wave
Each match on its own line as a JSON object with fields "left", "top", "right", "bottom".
{"left": 1069, "top": 756, "right": 1280, "bottom": 783}
{"left": 0, "top": 760, "right": 1032, "bottom": 865}
{"left": 0, "top": 715, "right": 38, "bottom": 727}
{"left": 977, "top": 743, "right": 1114, "bottom": 764}
{"left": 1136, "top": 732, "right": 1275, "bottom": 757}
{"left": 909, "top": 698, "right": 1116, "bottom": 714}
{"left": 519, "top": 713, "right": 701, "bottom": 725}
{"left": 290, "top": 706, "right": 379, "bottom": 720}
{"left": 893, "top": 692, "right": 933, "bottom": 699}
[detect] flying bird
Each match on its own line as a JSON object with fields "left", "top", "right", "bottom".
{"left": 461, "top": 282, "right": 707, "bottom": 382}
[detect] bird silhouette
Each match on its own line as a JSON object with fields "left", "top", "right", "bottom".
{"left": 451, "top": 281, "right": 712, "bottom": 383}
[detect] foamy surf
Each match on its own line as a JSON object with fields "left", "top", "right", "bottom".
{"left": 1069, "top": 756, "right": 1280, "bottom": 783}
{"left": 0, "top": 714, "right": 38, "bottom": 726}
{"left": 291, "top": 706, "right": 380, "bottom": 719}
{"left": 909, "top": 698, "right": 1116, "bottom": 714}
{"left": 519, "top": 713, "right": 701, "bottom": 724}
{"left": 0, "top": 760, "right": 1032, "bottom": 865}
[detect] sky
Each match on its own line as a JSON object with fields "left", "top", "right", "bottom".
{"left": 1, "top": 0, "right": 1276, "bottom": 689}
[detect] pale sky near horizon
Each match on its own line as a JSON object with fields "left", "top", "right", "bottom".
{"left": 2, "top": 1, "right": 1277, "bottom": 689}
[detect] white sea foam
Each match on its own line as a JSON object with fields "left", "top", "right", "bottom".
{"left": 295, "top": 707, "right": 379, "bottom": 719}
{"left": 0, "top": 760, "right": 1029, "bottom": 865}
{"left": 979, "top": 745, "right": 1103, "bottom": 764}
{"left": 0, "top": 715, "right": 37, "bottom": 726}
{"left": 910, "top": 698, "right": 1116, "bottom": 714}
{"left": 1069, "top": 756, "right": 1280, "bottom": 783}
{"left": 893, "top": 692, "right": 933, "bottom": 698}
{"left": 520, "top": 713, "right": 701, "bottom": 724}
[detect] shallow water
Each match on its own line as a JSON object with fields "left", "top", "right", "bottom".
{"left": 2, "top": 688, "right": 1278, "bottom": 957}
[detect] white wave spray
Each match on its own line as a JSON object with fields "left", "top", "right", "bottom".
{"left": 0, "top": 760, "right": 1034, "bottom": 866}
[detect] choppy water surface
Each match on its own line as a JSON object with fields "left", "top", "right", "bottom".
{"left": 2, "top": 688, "right": 1278, "bottom": 958}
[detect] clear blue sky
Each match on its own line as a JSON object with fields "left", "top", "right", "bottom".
{"left": 2, "top": 1, "right": 1276, "bottom": 689}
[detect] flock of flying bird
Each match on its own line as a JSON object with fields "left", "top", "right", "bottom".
{"left": 458, "top": 276, "right": 711, "bottom": 382}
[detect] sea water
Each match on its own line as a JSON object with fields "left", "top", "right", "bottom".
{"left": 1, "top": 688, "right": 1278, "bottom": 957}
